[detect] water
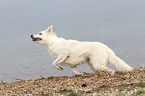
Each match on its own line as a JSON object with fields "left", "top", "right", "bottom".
{"left": 0, "top": 0, "right": 145, "bottom": 82}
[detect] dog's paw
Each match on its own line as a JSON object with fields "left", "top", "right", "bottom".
{"left": 57, "top": 66, "right": 64, "bottom": 71}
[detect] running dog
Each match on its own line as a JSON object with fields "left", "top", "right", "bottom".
{"left": 31, "top": 25, "right": 132, "bottom": 75}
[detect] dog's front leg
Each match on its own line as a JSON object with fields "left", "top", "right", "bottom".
{"left": 71, "top": 66, "right": 84, "bottom": 75}
{"left": 53, "top": 55, "right": 67, "bottom": 71}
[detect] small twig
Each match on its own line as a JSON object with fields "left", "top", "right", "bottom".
{"left": 25, "top": 64, "right": 49, "bottom": 83}
{"left": 15, "top": 78, "right": 24, "bottom": 81}
{"left": 11, "top": 77, "right": 15, "bottom": 83}
{"left": 25, "top": 68, "right": 44, "bottom": 83}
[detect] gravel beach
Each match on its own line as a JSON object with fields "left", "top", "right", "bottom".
{"left": 0, "top": 67, "right": 144, "bottom": 95}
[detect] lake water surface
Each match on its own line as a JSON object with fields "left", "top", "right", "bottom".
{"left": 0, "top": 0, "right": 145, "bottom": 82}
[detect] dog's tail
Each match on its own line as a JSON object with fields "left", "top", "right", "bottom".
{"left": 109, "top": 54, "right": 132, "bottom": 72}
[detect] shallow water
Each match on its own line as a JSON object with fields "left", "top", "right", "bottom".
{"left": 0, "top": 0, "right": 145, "bottom": 82}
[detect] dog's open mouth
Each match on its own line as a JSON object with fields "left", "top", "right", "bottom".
{"left": 31, "top": 35, "right": 42, "bottom": 42}
{"left": 32, "top": 37, "right": 42, "bottom": 41}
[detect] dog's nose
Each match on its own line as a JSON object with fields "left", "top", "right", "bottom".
{"left": 31, "top": 35, "right": 33, "bottom": 38}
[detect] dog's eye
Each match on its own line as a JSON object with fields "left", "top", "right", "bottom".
{"left": 39, "top": 33, "right": 42, "bottom": 35}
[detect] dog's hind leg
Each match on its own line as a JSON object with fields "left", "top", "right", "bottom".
{"left": 87, "top": 62, "right": 96, "bottom": 72}
{"left": 90, "top": 56, "right": 115, "bottom": 75}
{"left": 88, "top": 62, "right": 115, "bottom": 75}
{"left": 71, "top": 66, "right": 84, "bottom": 75}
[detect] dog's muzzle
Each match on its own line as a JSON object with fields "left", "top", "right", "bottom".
{"left": 31, "top": 35, "right": 42, "bottom": 41}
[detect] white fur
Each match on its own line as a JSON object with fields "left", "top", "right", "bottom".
{"left": 31, "top": 25, "right": 132, "bottom": 75}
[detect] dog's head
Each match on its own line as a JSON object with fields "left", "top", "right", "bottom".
{"left": 31, "top": 25, "right": 56, "bottom": 45}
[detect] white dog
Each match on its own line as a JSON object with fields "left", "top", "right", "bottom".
{"left": 31, "top": 25, "right": 132, "bottom": 75}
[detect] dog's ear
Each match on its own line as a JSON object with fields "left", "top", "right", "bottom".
{"left": 46, "top": 25, "right": 52, "bottom": 32}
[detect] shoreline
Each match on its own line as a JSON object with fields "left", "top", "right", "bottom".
{"left": 0, "top": 67, "right": 144, "bottom": 95}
